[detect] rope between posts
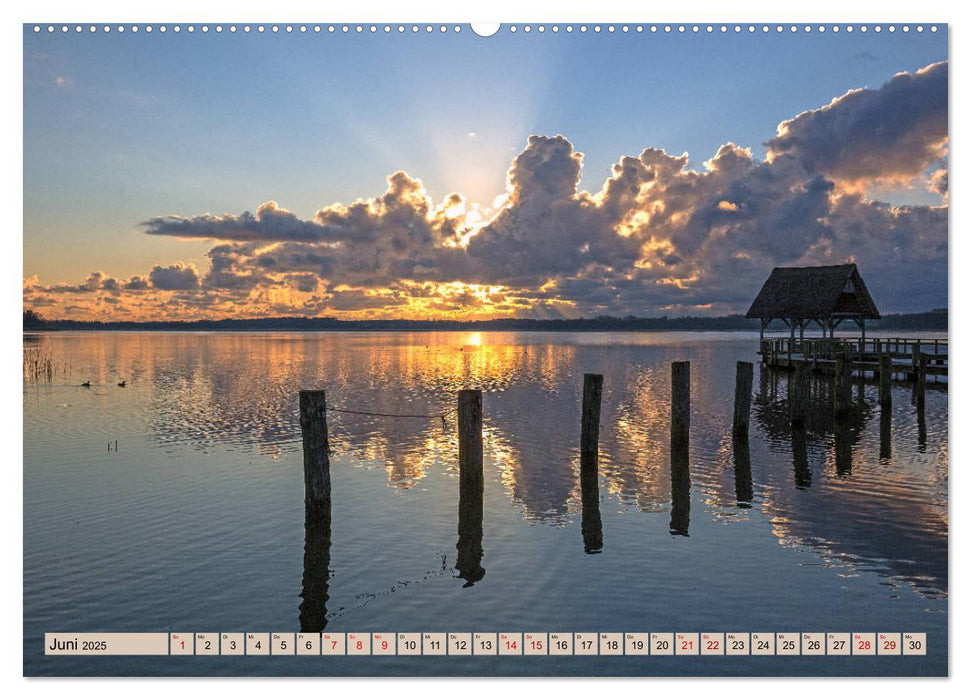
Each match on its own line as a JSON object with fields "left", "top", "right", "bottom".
{"left": 324, "top": 400, "right": 475, "bottom": 430}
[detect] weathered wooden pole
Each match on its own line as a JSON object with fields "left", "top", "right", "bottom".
{"left": 456, "top": 389, "right": 484, "bottom": 586}
{"left": 580, "top": 374, "right": 603, "bottom": 477}
{"left": 670, "top": 362, "right": 690, "bottom": 536}
{"left": 579, "top": 374, "right": 604, "bottom": 553}
{"left": 299, "top": 390, "right": 332, "bottom": 520}
{"left": 671, "top": 362, "right": 690, "bottom": 450}
{"left": 879, "top": 352, "right": 892, "bottom": 407}
{"left": 789, "top": 365, "right": 809, "bottom": 427}
{"left": 732, "top": 361, "right": 753, "bottom": 436}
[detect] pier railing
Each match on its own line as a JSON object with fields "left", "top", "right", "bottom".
{"left": 759, "top": 336, "right": 947, "bottom": 380}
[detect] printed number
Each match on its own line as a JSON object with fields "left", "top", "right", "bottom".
{"left": 858, "top": 640, "right": 871, "bottom": 651}
{"left": 630, "top": 640, "right": 644, "bottom": 651}
{"left": 480, "top": 639, "right": 493, "bottom": 650}
{"left": 356, "top": 641, "right": 363, "bottom": 650}
{"left": 404, "top": 640, "right": 417, "bottom": 651}
{"left": 555, "top": 640, "right": 568, "bottom": 650}
{"left": 883, "top": 641, "right": 896, "bottom": 651}
{"left": 531, "top": 640, "right": 544, "bottom": 650}
{"left": 456, "top": 640, "right": 467, "bottom": 650}
{"left": 230, "top": 641, "right": 237, "bottom": 650}
{"left": 757, "top": 641, "right": 769, "bottom": 650}
{"left": 832, "top": 640, "right": 845, "bottom": 650}
{"left": 204, "top": 641, "right": 211, "bottom": 650}
{"left": 180, "top": 641, "right": 185, "bottom": 650}
{"left": 731, "top": 640, "right": 745, "bottom": 650}
{"left": 331, "top": 640, "right": 338, "bottom": 650}
{"left": 305, "top": 641, "right": 313, "bottom": 650}
{"left": 280, "top": 640, "right": 287, "bottom": 650}
{"left": 656, "top": 640, "right": 670, "bottom": 651}
{"left": 782, "top": 640, "right": 795, "bottom": 650}
{"left": 681, "top": 640, "right": 694, "bottom": 651}
{"left": 505, "top": 640, "right": 517, "bottom": 650}
{"left": 428, "top": 640, "right": 441, "bottom": 650}
{"left": 255, "top": 641, "right": 261, "bottom": 650}
{"left": 581, "top": 640, "right": 593, "bottom": 650}
{"left": 381, "top": 641, "right": 388, "bottom": 651}
{"left": 605, "top": 640, "right": 619, "bottom": 651}
{"left": 908, "top": 640, "right": 922, "bottom": 651}
{"left": 706, "top": 640, "right": 719, "bottom": 650}
{"left": 807, "top": 640, "right": 821, "bottom": 651}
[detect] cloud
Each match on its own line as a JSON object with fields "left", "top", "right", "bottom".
{"left": 765, "top": 61, "right": 948, "bottom": 185}
{"left": 148, "top": 262, "right": 201, "bottom": 290}
{"left": 25, "top": 62, "right": 948, "bottom": 320}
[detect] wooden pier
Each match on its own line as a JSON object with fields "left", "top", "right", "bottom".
{"left": 759, "top": 336, "right": 947, "bottom": 383}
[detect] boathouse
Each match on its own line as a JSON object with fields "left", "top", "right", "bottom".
{"left": 745, "top": 263, "right": 881, "bottom": 341}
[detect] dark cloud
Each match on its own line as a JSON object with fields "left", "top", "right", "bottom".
{"left": 765, "top": 61, "right": 947, "bottom": 184}
{"left": 149, "top": 262, "right": 201, "bottom": 290}
{"left": 142, "top": 201, "right": 325, "bottom": 242}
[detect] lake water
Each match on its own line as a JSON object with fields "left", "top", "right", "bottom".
{"left": 22, "top": 331, "right": 948, "bottom": 676}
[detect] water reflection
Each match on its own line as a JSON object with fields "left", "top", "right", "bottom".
{"left": 791, "top": 426, "right": 811, "bottom": 489}
{"left": 25, "top": 332, "right": 948, "bottom": 598}
{"left": 732, "top": 433, "right": 753, "bottom": 507}
{"left": 299, "top": 509, "right": 331, "bottom": 632}
{"left": 880, "top": 408, "right": 892, "bottom": 462}
{"left": 752, "top": 365, "right": 947, "bottom": 596}
{"left": 456, "top": 484, "right": 485, "bottom": 586}
{"left": 669, "top": 446, "right": 691, "bottom": 537}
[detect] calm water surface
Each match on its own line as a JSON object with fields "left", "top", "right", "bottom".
{"left": 23, "top": 331, "right": 947, "bottom": 676}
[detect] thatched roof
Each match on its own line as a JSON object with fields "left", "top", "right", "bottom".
{"left": 745, "top": 264, "right": 880, "bottom": 320}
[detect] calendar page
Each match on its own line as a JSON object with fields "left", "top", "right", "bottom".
{"left": 21, "top": 16, "right": 948, "bottom": 679}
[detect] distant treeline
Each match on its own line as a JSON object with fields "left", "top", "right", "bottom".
{"left": 22, "top": 308, "right": 948, "bottom": 332}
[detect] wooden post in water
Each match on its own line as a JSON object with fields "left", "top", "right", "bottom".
{"left": 732, "top": 361, "right": 753, "bottom": 436}
{"left": 299, "top": 390, "right": 331, "bottom": 520}
{"left": 879, "top": 352, "right": 892, "bottom": 407}
{"left": 456, "top": 389, "right": 485, "bottom": 586}
{"left": 580, "top": 374, "right": 604, "bottom": 553}
{"left": 670, "top": 362, "right": 690, "bottom": 536}
{"left": 671, "top": 362, "right": 690, "bottom": 451}
{"left": 580, "top": 374, "right": 603, "bottom": 476}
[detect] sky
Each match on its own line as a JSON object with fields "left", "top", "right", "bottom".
{"left": 23, "top": 23, "right": 948, "bottom": 320}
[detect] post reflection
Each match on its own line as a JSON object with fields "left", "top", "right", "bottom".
{"left": 732, "top": 432, "right": 753, "bottom": 507}
{"left": 456, "top": 476, "right": 485, "bottom": 587}
{"left": 580, "top": 467, "right": 604, "bottom": 553}
{"left": 299, "top": 508, "right": 331, "bottom": 633}
{"left": 792, "top": 425, "right": 811, "bottom": 489}
{"left": 880, "top": 407, "right": 892, "bottom": 461}
{"left": 834, "top": 418, "right": 853, "bottom": 477}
